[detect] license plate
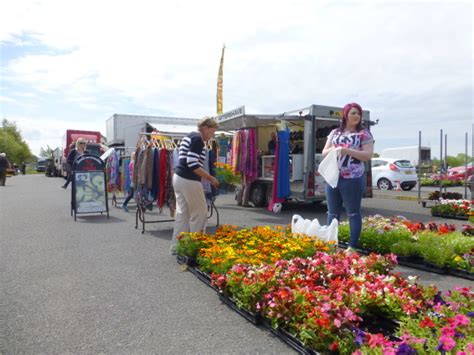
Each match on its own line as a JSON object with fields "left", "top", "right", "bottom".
{"left": 405, "top": 171, "right": 413, "bottom": 175}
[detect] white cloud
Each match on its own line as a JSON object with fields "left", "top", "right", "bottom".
{"left": 0, "top": 0, "right": 472, "bottom": 156}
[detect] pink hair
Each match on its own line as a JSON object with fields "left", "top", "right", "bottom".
{"left": 339, "top": 102, "right": 363, "bottom": 131}
{"left": 343, "top": 103, "right": 363, "bottom": 120}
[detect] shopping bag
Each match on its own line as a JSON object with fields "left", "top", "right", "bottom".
{"left": 318, "top": 147, "right": 340, "bottom": 188}
{"left": 291, "top": 214, "right": 308, "bottom": 234}
{"left": 306, "top": 218, "right": 338, "bottom": 243}
{"left": 291, "top": 214, "right": 338, "bottom": 244}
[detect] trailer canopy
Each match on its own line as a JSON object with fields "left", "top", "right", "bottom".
{"left": 217, "top": 108, "right": 302, "bottom": 131}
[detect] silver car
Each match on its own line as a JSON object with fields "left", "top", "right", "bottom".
{"left": 371, "top": 158, "right": 417, "bottom": 191}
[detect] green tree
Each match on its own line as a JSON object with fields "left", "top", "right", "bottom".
{"left": 0, "top": 119, "right": 33, "bottom": 164}
{"left": 39, "top": 146, "right": 54, "bottom": 158}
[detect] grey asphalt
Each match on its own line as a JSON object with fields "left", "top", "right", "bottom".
{"left": 1, "top": 175, "right": 472, "bottom": 354}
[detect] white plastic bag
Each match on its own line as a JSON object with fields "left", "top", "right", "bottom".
{"left": 318, "top": 147, "right": 341, "bottom": 188}
{"left": 291, "top": 214, "right": 306, "bottom": 234}
{"left": 306, "top": 218, "right": 338, "bottom": 244}
{"left": 291, "top": 214, "right": 338, "bottom": 244}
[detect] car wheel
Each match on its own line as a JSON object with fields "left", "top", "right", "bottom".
{"left": 401, "top": 186, "right": 414, "bottom": 191}
{"left": 377, "top": 178, "right": 392, "bottom": 191}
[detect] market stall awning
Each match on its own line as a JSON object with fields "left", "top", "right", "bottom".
{"left": 146, "top": 122, "right": 197, "bottom": 137}
{"left": 216, "top": 106, "right": 301, "bottom": 130}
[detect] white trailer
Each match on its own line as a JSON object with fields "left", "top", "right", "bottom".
{"left": 380, "top": 146, "right": 431, "bottom": 167}
{"left": 217, "top": 105, "right": 375, "bottom": 207}
{"left": 106, "top": 114, "right": 199, "bottom": 155}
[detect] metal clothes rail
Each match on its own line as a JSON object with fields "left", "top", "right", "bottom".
{"left": 134, "top": 199, "right": 220, "bottom": 234}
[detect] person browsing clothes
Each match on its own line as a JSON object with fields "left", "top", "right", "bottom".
{"left": 62, "top": 138, "right": 87, "bottom": 189}
{"left": 120, "top": 152, "right": 135, "bottom": 212}
{"left": 322, "top": 103, "right": 374, "bottom": 251}
{"left": 170, "top": 117, "right": 220, "bottom": 255}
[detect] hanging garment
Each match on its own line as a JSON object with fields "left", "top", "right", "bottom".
{"left": 165, "top": 151, "right": 176, "bottom": 215}
{"left": 231, "top": 131, "right": 241, "bottom": 172}
{"left": 107, "top": 151, "right": 120, "bottom": 193}
{"left": 151, "top": 148, "right": 160, "bottom": 200}
{"left": 158, "top": 148, "right": 168, "bottom": 208}
{"left": 245, "top": 128, "right": 258, "bottom": 183}
{"left": 277, "top": 128, "right": 290, "bottom": 198}
{"left": 268, "top": 139, "right": 286, "bottom": 212}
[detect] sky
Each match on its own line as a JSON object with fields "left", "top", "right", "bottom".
{"left": 0, "top": 0, "right": 473, "bottom": 158}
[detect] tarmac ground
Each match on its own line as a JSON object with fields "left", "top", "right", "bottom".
{"left": 1, "top": 175, "right": 472, "bottom": 354}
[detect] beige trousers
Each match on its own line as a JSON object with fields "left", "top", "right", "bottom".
{"left": 171, "top": 174, "right": 208, "bottom": 249}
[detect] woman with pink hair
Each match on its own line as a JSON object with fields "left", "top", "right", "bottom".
{"left": 322, "top": 103, "right": 374, "bottom": 251}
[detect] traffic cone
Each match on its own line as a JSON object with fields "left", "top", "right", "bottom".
{"left": 394, "top": 180, "right": 401, "bottom": 191}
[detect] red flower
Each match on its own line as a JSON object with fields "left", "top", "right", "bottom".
{"left": 329, "top": 341, "right": 339, "bottom": 351}
{"left": 420, "top": 317, "right": 436, "bottom": 328}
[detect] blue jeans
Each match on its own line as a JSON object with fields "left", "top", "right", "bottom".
{"left": 325, "top": 176, "right": 364, "bottom": 248}
{"left": 123, "top": 187, "right": 134, "bottom": 207}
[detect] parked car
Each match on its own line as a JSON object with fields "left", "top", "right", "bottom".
{"left": 447, "top": 164, "right": 473, "bottom": 181}
{"left": 371, "top": 158, "right": 417, "bottom": 191}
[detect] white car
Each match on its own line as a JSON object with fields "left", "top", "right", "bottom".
{"left": 371, "top": 158, "right": 417, "bottom": 191}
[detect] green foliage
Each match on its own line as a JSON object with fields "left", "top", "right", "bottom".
{"left": 390, "top": 240, "right": 418, "bottom": 257}
{"left": 359, "top": 227, "right": 412, "bottom": 254}
{"left": 0, "top": 119, "right": 33, "bottom": 164}
{"left": 420, "top": 178, "right": 463, "bottom": 187}
{"left": 175, "top": 234, "right": 204, "bottom": 259}
{"left": 415, "top": 232, "right": 474, "bottom": 268}
{"left": 338, "top": 223, "right": 350, "bottom": 243}
{"left": 432, "top": 154, "right": 473, "bottom": 168}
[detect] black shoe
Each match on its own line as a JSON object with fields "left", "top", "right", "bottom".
{"left": 61, "top": 185, "right": 67, "bottom": 189}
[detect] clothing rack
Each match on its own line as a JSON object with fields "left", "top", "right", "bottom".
{"left": 133, "top": 133, "right": 220, "bottom": 233}
{"left": 134, "top": 199, "right": 219, "bottom": 234}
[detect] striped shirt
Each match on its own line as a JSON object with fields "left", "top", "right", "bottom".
{"left": 175, "top": 132, "right": 206, "bottom": 181}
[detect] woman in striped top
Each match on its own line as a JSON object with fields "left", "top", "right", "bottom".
{"left": 170, "top": 117, "right": 220, "bottom": 254}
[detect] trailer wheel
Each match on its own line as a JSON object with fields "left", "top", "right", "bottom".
{"left": 250, "top": 183, "right": 267, "bottom": 207}
{"left": 265, "top": 184, "right": 273, "bottom": 207}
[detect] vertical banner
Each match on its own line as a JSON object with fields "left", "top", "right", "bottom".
{"left": 216, "top": 44, "right": 225, "bottom": 115}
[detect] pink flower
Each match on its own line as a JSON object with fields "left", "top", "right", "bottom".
{"left": 333, "top": 318, "right": 341, "bottom": 328}
{"left": 438, "top": 335, "right": 456, "bottom": 351}
{"left": 367, "top": 334, "right": 392, "bottom": 348}
{"left": 454, "top": 314, "right": 470, "bottom": 326}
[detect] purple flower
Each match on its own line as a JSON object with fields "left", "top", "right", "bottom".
{"left": 353, "top": 328, "right": 365, "bottom": 346}
{"left": 466, "top": 311, "right": 474, "bottom": 318}
{"left": 433, "top": 292, "right": 447, "bottom": 305}
{"left": 454, "top": 331, "right": 465, "bottom": 338}
{"left": 396, "top": 343, "right": 417, "bottom": 355}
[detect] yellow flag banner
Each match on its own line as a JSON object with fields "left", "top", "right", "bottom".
{"left": 216, "top": 45, "right": 225, "bottom": 115}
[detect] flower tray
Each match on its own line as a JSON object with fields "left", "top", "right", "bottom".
{"left": 447, "top": 268, "right": 474, "bottom": 281}
{"left": 187, "top": 267, "right": 216, "bottom": 290}
{"left": 338, "top": 241, "right": 349, "bottom": 249}
{"left": 176, "top": 255, "right": 197, "bottom": 267}
{"left": 396, "top": 256, "right": 447, "bottom": 274}
{"left": 218, "top": 294, "right": 262, "bottom": 325}
{"left": 261, "top": 318, "right": 317, "bottom": 355}
{"left": 431, "top": 212, "right": 468, "bottom": 220}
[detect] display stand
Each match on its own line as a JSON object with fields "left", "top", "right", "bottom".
{"left": 135, "top": 199, "right": 219, "bottom": 234}
{"left": 71, "top": 154, "right": 109, "bottom": 221}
